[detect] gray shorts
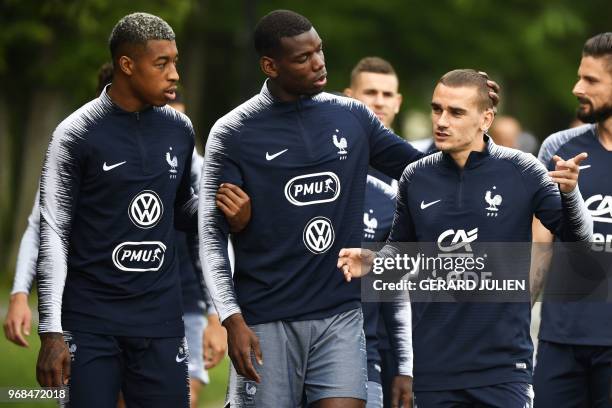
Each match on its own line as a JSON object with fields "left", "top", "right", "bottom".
{"left": 184, "top": 313, "right": 209, "bottom": 384}
{"left": 226, "top": 307, "right": 368, "bottom": 407}
{"left": 366, "top": 381, "right": 383, "bottom": 408}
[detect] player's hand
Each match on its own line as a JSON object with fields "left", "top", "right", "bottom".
{"left": 391, "top": 375, "right": 413, "bottom": 408}
{"left": 549, "top": 152, "right": 588, "bottom": 193}
{"left": 223, "top": 313, "right": 262, "bottom": 383}
{"left": 3, "top": 292, "right": 32, "bottom": 347}
{"left": 204, "top": 314, "right": 227, "bottom": 369}
{"left": 478, "top": 71, "right": 500, "bottom": 113}
{"left": 337, "top": 248, "right": 376, "bottom": 282}
{"left": 216, "top": 183, "right": 251, "bottom": 233}
{"left": 37, "top": 333, "right": 71, "bottom": 387}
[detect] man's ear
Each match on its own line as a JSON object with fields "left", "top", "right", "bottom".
{"left": 260, "top": 56, "right": 279, "bottom": 79}
{"left": 395, "top": 93, "right": 403, "bottom": 114}
{"left": 482, "top": 108, "right": 495, "bottom": 133}
{"left": 118, "top": 55, "right": 135, "bottom": 76}
{"left": 343, "top": 88, "right": 353, "bottom": 97}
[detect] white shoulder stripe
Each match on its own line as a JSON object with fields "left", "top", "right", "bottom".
{"left": 402, "top": 151, "right": 443, "bottom": 183}
{"left": 199, "top": 92, "right": 274, "bottom": 322}
{"left": 366, "top": 175, "right": 398, "bottom": 199}
{"left": 538, "top": 124, "right": 596, "bottom": 165}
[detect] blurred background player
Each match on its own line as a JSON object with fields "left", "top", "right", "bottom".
{"left": 167, "top": 91, "right": 231, "bottom": 408}
{"left": 344, "top": 56, "right": 412, "bottom": 408}
{"left": 489, "top": 114, "right": 539, "bottom": 154}
{"left": 532, "top": 32, "right": 612, "bottom": 408}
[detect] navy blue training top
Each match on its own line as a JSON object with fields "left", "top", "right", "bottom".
{"left": 37, "top": 87, "right": 196, "bottom": 337}
{"left": 199, "top": 82, "right": 423, "bottom": 325}
{"left": 178, "top": 231, "right": 207, "bottom": 315}
{"left": 386, "top": 136, "right": 591, "bottom": 391}
{"left": 362, "top": 170, "right": 398, "bottom": 383}
{"left": 538, "top": 124, "right": 612, "bottom": 346}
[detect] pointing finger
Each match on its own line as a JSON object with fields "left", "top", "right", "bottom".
{"left": 572, "top": 152, "right": 588, "bottom": 166}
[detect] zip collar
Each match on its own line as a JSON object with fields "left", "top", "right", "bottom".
{"left": 259, "top": 79, "right": 319, "bottom": 110}
{"left": 441, "top": 134, "right": 495, "bottom": 171}
{"left": 99, "top": 84, "right": 154, "bottom": 117}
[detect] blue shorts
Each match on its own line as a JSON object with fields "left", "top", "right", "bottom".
{"left": 414, "top": 382, "right": 533, "bottom": 408}
{"left": 534, "top": 340, "right": 612, "bottom": 408}
{"left": 226, "top": 308, "right": 368, "bottom": 407}
{"left": 62, "top": 330, "right": 189, "bottom": 408}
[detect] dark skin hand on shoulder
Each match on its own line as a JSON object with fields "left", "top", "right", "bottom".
{"left": 216, "top": 183, "right": 261, "bottom": 381}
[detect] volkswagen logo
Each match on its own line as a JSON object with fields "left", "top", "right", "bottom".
{"left": 303, "top": 216, "right": 335, "bottom": 254}
{"left": 128, "top": 190, "right": 163, "bottom": 229}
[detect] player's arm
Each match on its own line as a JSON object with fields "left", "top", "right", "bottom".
{"left": 530, "top": 145, "right": 592, "bottom": 242}
{"left": 338, "top": 168, "right": 417, "bottom": 281}
{"left": 37, "top": 123, "right": 86, "bottom": 387}
{"left": 185, "top": 228, "right": 229, "bottom": 370}
{"left": 174, "top": 134, "right": 198, "bottom": 232}
{"left": 216, "top": 183, "right": 251, "bottom": 233}
{"left": 379, "top": 173, "right": 415, "bottom": 407}
{"left": 358, "top": 102, "right": 423, "bottom": 180}
{"left": 199, "top": 122, "right": 262, "bottom": 382}
{"left": 201, "top": 277, "right": 227, "bottom": 371}
{"left": 338, "top": 170, "right": 417, "bottom": 404}
{"left": 188, "top": 145, "right": 245, "bottom": 369}
{"left": 387, "top": 301, "right": 413, "bottom": 408}
{"left": 530, "top": 217, "right": 554, "bottom": 307}
{"left": 203, "top": 312, "right": 227, "bottom": 369}
{"left": 191, "top": 147, "right": 251, "bottom": 233}
{"left": 3, "top": 192, "right": 40, "bottom": 347}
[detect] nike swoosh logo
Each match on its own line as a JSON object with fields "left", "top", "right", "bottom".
{"left": 176, "top": 355, "right": 187, "bottom": 363}
{"left": 103, "top": 161, "right": 127, "bottom": 171}
{"left": 420, "top": 199, "right": 441, "bottom": 209}
{"left": 266, "top": 149, "right": 288, "bottom": 161}
{"left": 579, "top": 165, "right": 591, "bottom": 170}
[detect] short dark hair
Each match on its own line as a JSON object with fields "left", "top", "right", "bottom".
{"left": 254, "top": 10, "right": 312, "bottom": 57}
{"left": 583, "top": 32, "right": 612, "bottom": 71}
{"left": 438, "top": 69, "right": 493, "bottom": 111}
{"left": 350, "top": 57, "right": 397, "bottom": 85}
{"left": 96, "top": 62, "right": 113, "bottom": 96}
{"left": 109, "top": 12, "right": 175, "bottom": 63}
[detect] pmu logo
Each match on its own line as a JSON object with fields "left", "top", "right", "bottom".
{"left": 584, "top": 195, "right": 612, "bottom": 224}
{"left": 284, "top": 172, "right": 341, "bottom": 206}
{"left": 303, "top": 216, "right": 335, "bottom": 254}
{"left": 129, "top": 190, "right": 163, "bottom": 229}
{"left": 437, "top": 228, "right": 478, "bottom": 254}
{"left": 112, "top": 241, "right": 167, "bottom": 272}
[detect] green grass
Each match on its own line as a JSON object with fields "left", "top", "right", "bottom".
{"left": 0, "top": 289, "right": 228, "bottom": 407}
{"left": 199, "top": 357, "right": 229, "bottom": 407}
